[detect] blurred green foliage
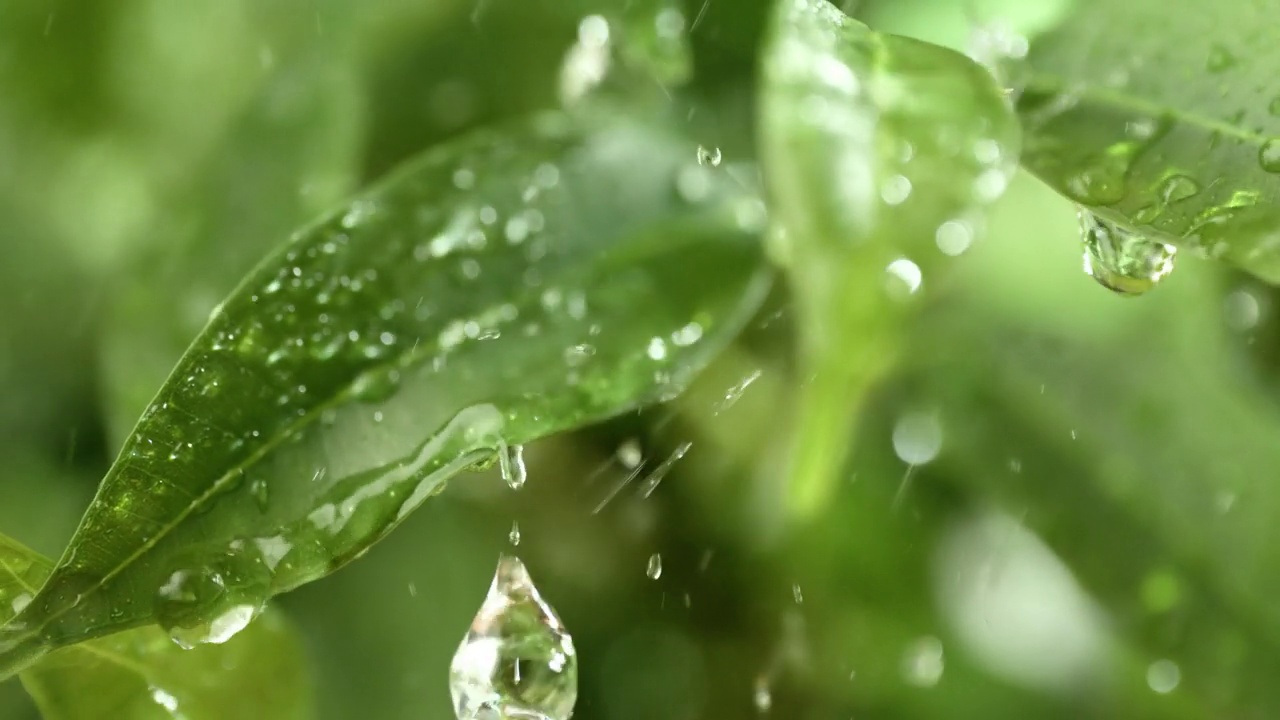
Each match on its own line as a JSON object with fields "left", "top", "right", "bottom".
{"left": 3, "top": 0, "right": 1280, "bottom": 718}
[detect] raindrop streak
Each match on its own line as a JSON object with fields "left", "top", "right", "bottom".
{"left": 1078, "top": 208, "right": 1177, "bottom": 296}
{"left": 499, "top": 444, "right": 528, "bottom": 490}
{"left": 638, "top": 441, "right": 691, "bottom": 497}
{"left": 696, "top": 145, "right": 722, "bottom": 167}
{"left": 646, "top": 553, "right": 663, "bottom": 580}
{"left": 752, "top": 675, "right": 773, "bottom": 713}
{"left": 450, "top": 556, "right": 577, "bottom": 720}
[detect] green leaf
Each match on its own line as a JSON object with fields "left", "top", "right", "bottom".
{"left": 0, "top": 534, "right": 311, "bottom": 720}
{"left": 759, "top": 0, "right": 1019, "bottom": 519}
{"left": 0, "top": 107, "right": 771, "bottom": 676}
{"left": 1018, "top": 0, "right": 1280, "bottom": 282}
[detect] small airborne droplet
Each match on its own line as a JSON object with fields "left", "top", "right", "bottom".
{"left": 646, "top": 553, "right": 663, "bottom": 580}
{"left": 509, "top": 521, "right": 521, "bottom": 547}
{"left": 1078, "top": 208, "right": 1177, "bottom": 296}
{"left": 696, "top": 145, "right": 722, "bottom": 167}
{"left": 450, "top": 556, "right": 577, "bottom": 720}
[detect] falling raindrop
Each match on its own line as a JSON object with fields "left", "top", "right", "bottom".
{"left": 791, "top": 584, "right": 803, "bottom": 605}
{"left": 1078, "top": 209, "right": 1177, "bottom": 296}
{"left": 646, "top": 553, "right": 663, "bottom": 580}
{"left": 1147, "top": 659, "right": 1180, "bottom": 694}
{"left": 892, "top": 412, "right": 943, "bottom": 465}
{"left": 450, "top": 556, "right": 578, "bottom": 720}
{"left": 884, "top": 257, "right": 923, "bottom": 299}
{"left": 509, "top": 521, "right": 522, "bottom": 547}
{"left": 499, "top": 444, "right": 528, "bottom": 490}
{"left": 752, "top": 675, "right": 773, "bottom": 713}
{"left": 616, "top": 438, "right": 643, "bottom": 469}
{"left": 902, "top": 636, "right": 945, "bottom": 687}
{"left": 696, "top": 145, "right": 722, "bottom": 167}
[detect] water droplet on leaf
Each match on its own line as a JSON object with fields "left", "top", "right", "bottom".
{"left": 154, "top": 548, "right": 269, "bottom": 649}
{"left": 450, "top": 556, "right": 577, "bottom": 720}
{"left": 1206, "top": 43, "right": 1236, "bottom": 73}
{"left": 1158, "top": 174, "right": 1200, "bottom": 204}
{"left": 1259, "top": 139, "right": 1280, "bottom": 174}
{"left": 250, "top": 478, "right": 269, "bottom": 512}
{"left": 1078, "top": 209, "right": 1177, "bottom": 296}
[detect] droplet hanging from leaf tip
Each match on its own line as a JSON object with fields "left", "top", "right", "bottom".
{"left": 1078, "top": 208, "right": 1177, "bottom": 296}
{"left": 499, "top": 444, "right": 527, "bottom": 490}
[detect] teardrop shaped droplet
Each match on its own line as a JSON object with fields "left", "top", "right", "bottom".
{"left": 508, "top": 521, "right": 522, "bottom": 547}
{"left": 646, "top": 553, "right": 663, "bottom": 580}
{"left": 499, "top": 444, "right": 528, "bottom": 490}
{"left": 450, "top": 556, "right": 578, "bottom": 720}
{"left": 1078, "top": 208, "right": 1177, "bottom": 296}
{"left": 696, "top": 145, "right": 722, "bottom": 167}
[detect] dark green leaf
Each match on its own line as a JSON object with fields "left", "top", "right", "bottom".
{"left": 759, "top": 0, "right": 1018, "bottom": 519}
{"left": 0, "top": 107, "right": 770, "bottom": 676}
{"left": 1, "top": 534, "right": 311, "bottom": 720}
{"left": 1019, "top": 0, "right": 1280, "bottom": 281}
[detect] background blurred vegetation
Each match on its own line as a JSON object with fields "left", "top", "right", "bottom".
{"left": 3, "top": 0, "right": 1278, "bottom": 717}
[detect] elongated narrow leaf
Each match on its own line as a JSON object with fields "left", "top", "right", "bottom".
{"left": 759, "top": 0, "right": 1018, "bottom": 518}
{"left": 1018, "top": 0, "right": 1280, "bottom": 281}
{"left": 0, "top": 108, "right": 771, "bottom": 675}
{"left": 0, "top": 534, "right": 310, "bottom": 719}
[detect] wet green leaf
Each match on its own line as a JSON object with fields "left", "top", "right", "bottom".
{"left": 0, "top": 534, "right": 311, "bottom": 720}
{"left": 759, "top": 0, "right": 1019, "bottom": 519}
{"left": 1018, "top": 0, "right": 1280, "bottom": 281}
{"left": 0, "top": 107, "right": 771, "bottom": 676}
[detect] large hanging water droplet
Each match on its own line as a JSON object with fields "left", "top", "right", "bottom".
{"left": 1078, "top": 209, "right": 1177, "bottom": 296}
{"left": 499, "top": 444, "right": 528, "bottom": 490}
{"left": 450, "top": 556, "right": 578, "bottom": 720}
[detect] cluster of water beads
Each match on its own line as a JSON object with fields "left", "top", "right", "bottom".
{"left": 449, "top": 555, "right": 578, "bottom": 720}
{"left": 1078, "top": 208, "right": 1177, "bottom": 296}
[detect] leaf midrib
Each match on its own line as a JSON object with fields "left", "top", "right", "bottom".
{"left": 1024, "top": 73, "right": 1271, "bottom": 146}
{"left": 2, "top": 549, "right": 156, "bottom": 678}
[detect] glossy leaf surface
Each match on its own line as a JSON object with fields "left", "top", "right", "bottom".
{"left": 1018, "top": 0, "right": 1280, "bottom": 281}
{"left": 759, "top": 0, "right": 1019, "bottom": 518}
{"left": 0, "top": 107, "right": 771, "bottom": 676}
{"left": 1, "top": 534, "right": 310, "bottom": 719}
